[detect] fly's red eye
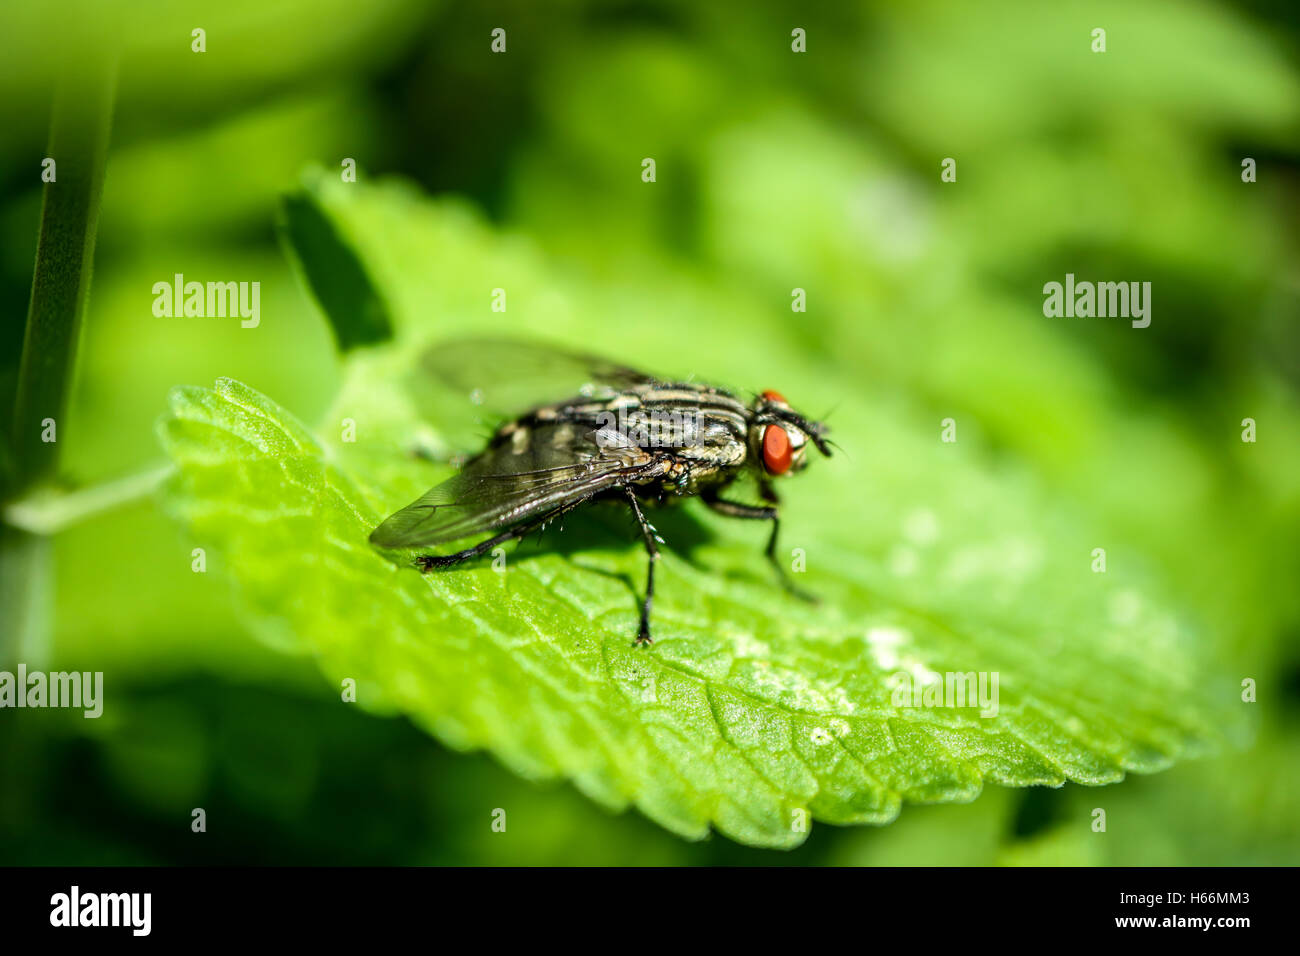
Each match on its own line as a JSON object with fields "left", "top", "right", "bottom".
{"left": 762, "top": 389, "right": 787, "bottom": 404}
{"left": 762, "top": 424, "right": 793, "bottom": 475}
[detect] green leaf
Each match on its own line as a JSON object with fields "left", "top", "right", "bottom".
{"left": 279, "top": 172, "right": 393, "bottom": 352}
{"left": 156, "top": 180, "right": 1240, "bottom": 849}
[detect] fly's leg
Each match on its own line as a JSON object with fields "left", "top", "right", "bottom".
{"left": 755, "top": 480, "right": 816, "bottom": 602}
{"left": 703, "top": 491, "right": 819, "bottom": 604}
{"left": 415, "top": 525, "right": 531, "bottom": 571}
{"left": 415, "top": 500, "right": 591, "bottom": 572}
{"left": 623, "top": 485, "right": 661, "bottom": 645}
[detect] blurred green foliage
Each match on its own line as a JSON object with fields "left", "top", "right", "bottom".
{"left": 1, "top": 0, "right": 1298, "bottom": 863}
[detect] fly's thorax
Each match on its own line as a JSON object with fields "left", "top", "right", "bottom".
{"left": 642, "top": 454, "right": 741, "bottom": 498}
{"left": 576, "top": 384, "right": 749, "bottom": 456}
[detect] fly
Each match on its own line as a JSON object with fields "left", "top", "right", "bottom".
{"left": 370, "top": 338, "right": 833, "bottom": 645}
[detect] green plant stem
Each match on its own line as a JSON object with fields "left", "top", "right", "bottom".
{"left": 1, "top": 65, "right": 115, "bottom": 668}
{"left": 10, "top": 69, "right": 115, "bottom": 495}
{"left": 3, "top": 463, "right": 172, "bottom": 536}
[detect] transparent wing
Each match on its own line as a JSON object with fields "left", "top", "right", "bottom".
{"left": 369, "top": 422, "right": 652, "bottom": 548}
{"left": 410, "top": 337, "right": 663, "bottom": 424}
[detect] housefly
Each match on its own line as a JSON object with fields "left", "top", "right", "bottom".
{"left": 370, "top": 338, "right": 832, "bottom": 644}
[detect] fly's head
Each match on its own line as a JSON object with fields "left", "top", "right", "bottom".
{"left": 748, "top": 389, "right": 832, "bottom": 478}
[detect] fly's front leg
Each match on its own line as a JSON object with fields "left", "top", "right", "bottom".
{"left": 703, "top": 490, "right": 818, "bottom": 604}
{"left": 623, "top": 485, "right": 661, "bottom": 645}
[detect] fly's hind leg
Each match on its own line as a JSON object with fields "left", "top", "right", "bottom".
{"left": 623, "top": 486, "right": 661, "bottom": 645}
{"left": 703, "top": 489, "right": 819, "bottom": 604}
{"left": 415, "top": 525, "right": 531, "bottom": 571}
{"left": 416, "top": 500, "right": 589, "bottom": 571}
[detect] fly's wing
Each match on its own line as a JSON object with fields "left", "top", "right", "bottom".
{"left": 370, "top": 421, "right": 652, "bottom": 548}
{"left": 410, "top": 338, "right": 662, "bottom": 432}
